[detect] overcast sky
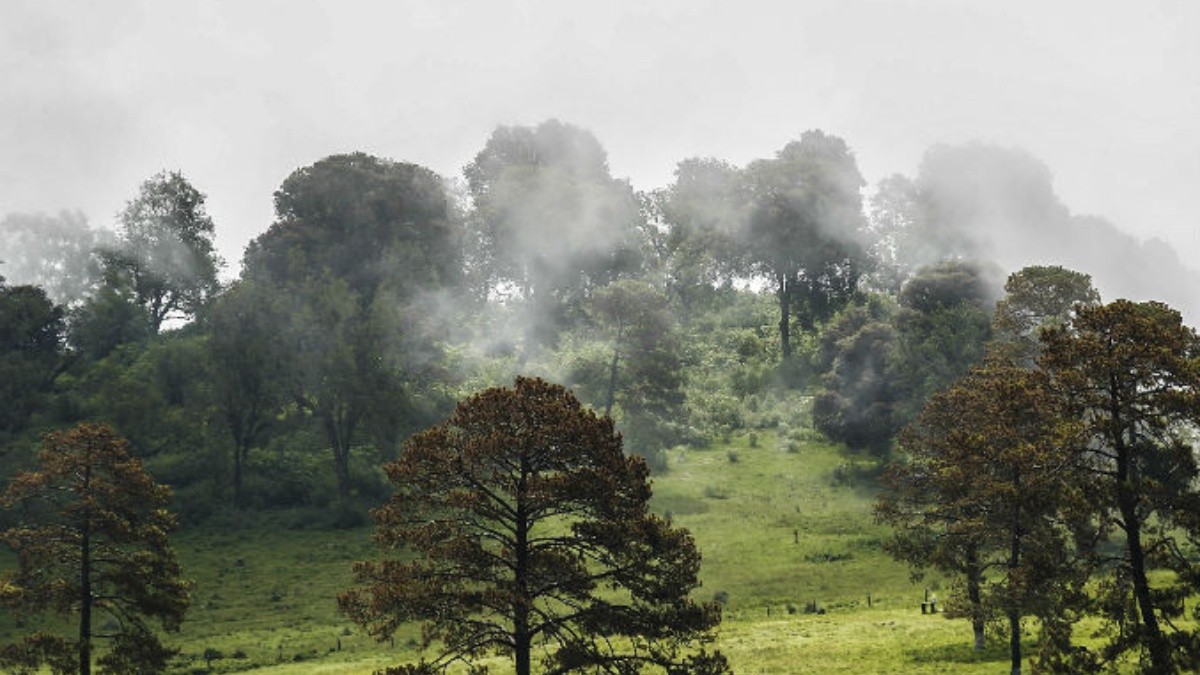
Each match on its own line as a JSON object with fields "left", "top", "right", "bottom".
{"left": 2, "top": 0, "right": 1197, "bottom": 284}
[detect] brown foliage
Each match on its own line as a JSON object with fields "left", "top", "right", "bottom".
{"left": 340, "top": 377, "right": 728, "bottom": 675}
{"left": 0, "top": 423, "right": 191, "bottom": 675}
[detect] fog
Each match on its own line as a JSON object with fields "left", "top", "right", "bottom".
{"left": 1, "top": 1, "right": 1197, "bottom": 319}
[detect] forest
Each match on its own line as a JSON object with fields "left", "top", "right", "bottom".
{"left": 2, "top": 119, "right": 1200, "bottom": 674}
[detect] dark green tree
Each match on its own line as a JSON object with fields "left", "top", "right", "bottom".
{"left": 66, "top": 286, "right": 154, "bottom": 363}
{"left": 742, "top": 130, "right": 866, "bottom": 360}
{"left": 588, "top": 279, "right": 686, "bottom": 461}
{"left": 284, "top": 278, "right": 400, "bottom": 498}
{"left": 891, "top": 260, "right": 996, "bottom": 422}
{"left": 0, "top": 423, "right": 191, "bottom": 675}
{"left": 243, "top": 153, "right": 462, "bottom": 498}
{"left": 245, "top": 152, "right": 459, "bottom": 304}
{"left": 340, "top": 377, "right": 728, "bottom": 675}
{"left": 204, "top": 280, "right": 287, "bottom": 506}
{"left": 101, "top": 171, "right": 221, "bottom": 332}
{"left": 812, "top": 297, "right": 899, "bottom": 456}
{"left": 1041, "top": 300, "right": 1200, "bottom": 673}
{"left": 0, "top": 283, "right": 65, "bottom": 436}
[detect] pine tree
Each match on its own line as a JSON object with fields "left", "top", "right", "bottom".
{"left": 0, "top": 423, "right": 191, "bottom": 674}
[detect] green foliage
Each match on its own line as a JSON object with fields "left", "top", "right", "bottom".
{"left": 890, "top": 260, "right": 994, "bottom": 422}
{"left": 812, "top": 297, "right": 899, "bottom": 457}
{"left": 101, "top": 171, "right": 222, "bottom": 332}
{"left": 77, "top": 333, "right": 210, "bottom": 459}
{"left": 743, "top": 130, "right": 867, "bottom": 352}
{"left": 241, "top": 152, "right": 462, "bottom": 499}
{"left": 589, "top": 279, "right": 688, "bottom": 458}
{"left": 990, "top": 264, "right": 1100, "bottom": 364}
{"left": 0, "top": 283, "right": 64, "bottom": 436}
{"left": 203, "top": 279, "right": 288, "bottom": 507}
{"left": 245, "top": 152, "right": 459, "bottom": 302}
{"left": 68, "top": 285, "right": 154, "bottom": 363}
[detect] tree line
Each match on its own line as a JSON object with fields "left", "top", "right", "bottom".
{"left": 2, "top": 118, "right": 1199, "bottom": 673}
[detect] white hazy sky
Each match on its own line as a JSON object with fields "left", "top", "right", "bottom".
{"left": 2, "top": 0, "right": 1198, "bottom": 280}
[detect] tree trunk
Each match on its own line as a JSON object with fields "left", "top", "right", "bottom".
{"left": 966, "top": 544, "right": 986, "bottom": 651}
{"left": 233, "top": 441, "right": 246, "bottom": 508}
{"left": 518, "top": 270, "right": 539, "bottom": 368}
{"left": 514, "top": 452, "right": 532, "bottom": 675}
{"left": 1119, "top": 477, "right": 1170, "bottom": 672}
{"left": 777, "top": 273, "right": 791, "bottom": 359}
{"left": 323, "top": 409, "right": 356, "bottom": 499}
{"left": 79, "top": 465, "right": 93, "bottom": 675}
{"left": 1008, "top": 609, "right": 1021, "bottom": 675}
{"left": 604, "top": 320, "right": 623, "bottom": 419}
{"left": 1112, "top": 409, "right": 1171, "bottom": 674}
{"left": 1009, "top": 466, "right": 1022, "bottom": 675}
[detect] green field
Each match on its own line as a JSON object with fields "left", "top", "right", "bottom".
{"left": 2, "top": 430, "right": 1051, "bottom": 674}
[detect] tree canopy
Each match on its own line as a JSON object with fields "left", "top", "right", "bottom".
{"left": 0, "top": 283, "right": 64, "bottom": 436}
{"left": 245, "top": 152, "right": 460, "bottom": 302}
{"left": 101, "top": 171, "right": 222, "bottom": 332}
{"left": 464, "top": 120, "right": 643, "bottom": 356}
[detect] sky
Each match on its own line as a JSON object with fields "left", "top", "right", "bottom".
{"left": 2, "top": 0, "right": 1198, "bottom": 289}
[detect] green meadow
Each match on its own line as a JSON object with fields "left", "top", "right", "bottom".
{"left": 0, "top": 428, "right": 1059, "bottom": 674}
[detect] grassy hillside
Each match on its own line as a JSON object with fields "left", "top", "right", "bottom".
{"left": 2, "top": 429, "right": 1038, "bottom": 674}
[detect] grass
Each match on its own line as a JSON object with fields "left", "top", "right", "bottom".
{"left": 1, "top": 429, "right": 1066, "bottom": 674}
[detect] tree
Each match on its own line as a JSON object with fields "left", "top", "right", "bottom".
{"left": 0, "top": 282, "right": 65, "bottom": 437}
{"left": 878, "top": 357, "right": 1084, "bottom": 673}
{"left": 204, "top": 280, "right": 287, "bottom": 506}
{"left": 742, "top": 130, "right": 866, "bottom": 360}
{"left": 588, "top": 279, "right": 687, "bottom": 461}
{"left": 285, "top": 278, "right": 401, "bottom": 498}
{"left": 0, "top": 211, "right": 105, "bottom": 307}
{"left": 66, "top": 285, "right": 154, "bottom": 363}
{"left": 1041, "top": 300, "right": 1200, "bottom": 673}
{"left": 861, "top": 174, "right": 920, "bottom": 293}
{"left": 243, "top": 153, "right": 462, "bottom": 498}
{"left": 0, "top": 423, "right": 191, "bottom": 674}
{"left": 991, "top": 265, "right": 1099, "bottom": 365}
{"left": 339, "top": 377, "right": 729, "bottom": 675}
{"left": 657, "top": 157, "right": 747, "bottom": 321}
{"left": 245, "top": 152, "right": 460, "bottom": 304}
{"left": 101, "top": 171, "right": 222, "bottom": 332}
{"left": 812, "top": 297, "right": 899, "bottom": 457}
{"left": 464, "top": 120, "right": 644, "bottom": 358}
{"left": 891, "top": 260, "right": 996, "bottom": 422}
